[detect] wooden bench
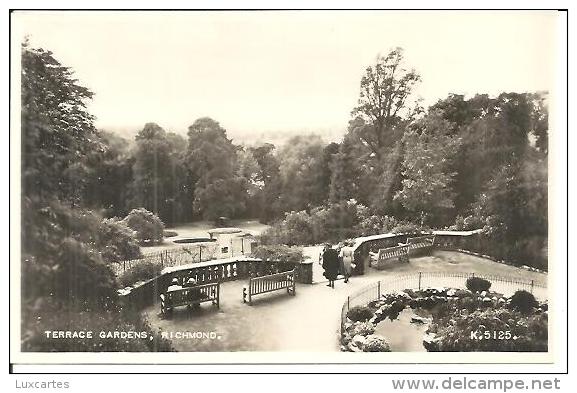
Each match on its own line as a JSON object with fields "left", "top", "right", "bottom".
{"left": 406, "top": 235, "right": 435, "bottom": 256}
{"left": 160, "top": 282, "right": 220, "bottom": 315}
{"left": 369, "top": 244, "right": 410, "bottom": 269}
{"left": 242, "top": 269, "right": 296, "bottom": 305}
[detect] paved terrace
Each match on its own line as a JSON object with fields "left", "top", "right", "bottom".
{"left": 142, "top": 250, "right": 547, "bottom": 352}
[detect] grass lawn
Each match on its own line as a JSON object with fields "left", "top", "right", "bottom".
{"left": 385, "top": 250, "right": 547, "bottom": 283}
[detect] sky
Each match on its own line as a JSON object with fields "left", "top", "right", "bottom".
{"left": 13, "top": 11, "right": 561, "bottom": 141}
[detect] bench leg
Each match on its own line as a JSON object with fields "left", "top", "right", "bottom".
{"left": 242, "top": 288, "right": 252, "bottom": 305}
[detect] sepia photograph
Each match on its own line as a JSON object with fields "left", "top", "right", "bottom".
{"left": 8, "top": 9, "right": 567, "bottom": 367}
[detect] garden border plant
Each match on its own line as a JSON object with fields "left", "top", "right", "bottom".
{"left": 341, "top": 282, "right": 548, "bottom": 353}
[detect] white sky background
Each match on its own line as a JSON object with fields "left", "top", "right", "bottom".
{"left": 13, "top": 11, "right": 560, "bottom": 140}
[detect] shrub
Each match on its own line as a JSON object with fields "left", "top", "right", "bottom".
{"left": 348, "top": 321, "right": 375, "bottom": 337}
{"left": 450, "top": 214, "right": 485, "bottom": 231}
{"left": 428, "top": 306, "right": 547, "bottom": 352}
{"left": 259, "top": 211, "right": 314, "bottom": 246}
{"left": 309, "top": 201, "right": 360, "bottom": 242}
{"left": 390, "top": 221, "right": 432, "bottom": 234}
{"left": 260, "top": 201, "right": 365, "bottom": 246}
{"left": 509, "top": 290, "right": 538, "bottom": 314}
{"left": 347, "top": 305, "right": 374, "bottom": 322}
{"left": 251, "top": 244, "right": 304, "bottom": 264}
{"left": 118, "top": 261, "right": 163, "bottom": 288}
{"left": 281, "top": 210, "right": 316, "bottom": 245}
{"left": 362, "top": 334, "right": 391, "bottom": 352}
{"left": 466, "top": 277, "right": 492, "bottom": 292}
{"left": 97, "top": 218, "right": 142, "bottom": 263}
{"left": 122, "top": 208, "right": 165, "bottom": 245}
{"left": 355, "top": 213, "right": 399, "bottom": 237}
{"left": 163, "top": 230, "right": 178, "bottom": 238}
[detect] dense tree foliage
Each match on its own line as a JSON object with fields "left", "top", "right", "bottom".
{"left": 350, "top": 47, "right": 421, "bottom": 156}
{"left": 186, "top": 117, "right": 249, "bottom": 220}
{"left": 247, "top": 143, "right": 282, "bottom": 222}
{"left": 343, "top": 48, "right": 423, "bottom": 212}
{"left": 84, "top": 131, "right": 134, "bottom": 217}
{"left": 48, "top": 47, "right": 549, "bottom": 269}
{"left": 21, "top": 43, "right": 102, "bottom": 205}
{"left": 21, "top": 43, "right": 168, "bottom": 352}
{"left": 394, "top": 112, "right": 461, "bottom": 226}
{"left": 129, "top": 123, "right": 181, "bottom": 223}
{"left": 20, "top": 42, "right": 550, "bottom": 351}
{"left": 276, "top": 135, "right": 330, "bottom": 212}
{"left": 22, "top": 42, "right": 550, "bottom": 313}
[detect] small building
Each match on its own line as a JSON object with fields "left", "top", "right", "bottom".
{"left": 207, "top": 227, "right": 258, "bottom": 259}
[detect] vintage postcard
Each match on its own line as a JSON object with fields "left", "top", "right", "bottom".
{"left": 9, "top": 9, "right": 567, "bottom": 369}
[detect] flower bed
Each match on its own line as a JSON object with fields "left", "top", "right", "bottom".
{"left": 341, "top": 286, "right": 548, "bottom": 352}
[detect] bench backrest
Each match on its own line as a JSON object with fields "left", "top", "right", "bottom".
{"left": 406, "top": 235, "right": 435, "bottom": 249}
{"left": 249, "top": 269, "right": 294, "bottom": 294}
{"left": 377, "top": 244, "right": 409, "bottom": 261}
{"left": 164, "top": 282, "right": 219, "bottom": 305}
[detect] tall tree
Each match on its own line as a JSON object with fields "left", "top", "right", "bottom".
{"left": 84, "top": 131, "right": 134, "bottom": 217}
{"left": 350, "top": 47, "right": 421, "bottom": 157}
{"left": 347, "top": 48, "right": 422, "bottom": 213}
{"left": 21, "top": 42, "right": 102, "bottom": 205}
{"left": 128, "top": 123, "right": 178, "bottom": 223}
{"left": 20, "top": 43, "right": 118, "bottom": 311}
{"left": 448, "top": 93, "right": 543, "bottom": 212}
{"left": 249, "top": 143, "right": 282, "bottom": 222}
{"left": 329, "top": 142, "right": 360, "bottom": 203}
{"left": 276, "top": 135, "right": 328, "bottom": 213}
{"left": 394, "top": 111, "right": 461, "bottom": 226}
{"left": 187, "top": 117, "right": 248, "bottom": 220}
{"left": 528, "top": 92, "right": 549, "bottom": 154}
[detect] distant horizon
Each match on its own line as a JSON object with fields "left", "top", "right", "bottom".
{"left": 102, "top": 123, "right": 348, "bottom": 146}
{"left": 100, "top": 87, "right": 549, "bottom": 146}
{"left": 13, "top": 11, "right": 558, "bottom": 138}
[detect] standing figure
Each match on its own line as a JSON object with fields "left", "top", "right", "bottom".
{"left": 319, "top": 244, "right": 329, "bottom": 266}
{"left": 322, "top": 245, "right": 340, "bottom": 288}
{"left": 339, "top": 246, "right": 354, "bottom": 283}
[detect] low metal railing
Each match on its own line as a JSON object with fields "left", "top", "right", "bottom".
{"left": 340, "top": 271, "right": 547, "bottom": 334}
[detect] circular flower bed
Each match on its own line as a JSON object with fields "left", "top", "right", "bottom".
{"left": 341, "top": 287, "right": 548, "bottom": 352}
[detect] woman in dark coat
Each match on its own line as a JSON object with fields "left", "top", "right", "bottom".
{"left": 322, "top": 245, "right": 340, "bottom": 288}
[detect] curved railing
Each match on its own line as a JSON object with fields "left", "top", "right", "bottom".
{"left": 351, "top": 230, "right": 547, "bottom": 275}
{"left": 120, "top": 257, "right": 314, "bottom": 309}
{"left": 340, "top": 270, "right": 547, "bottom": 334}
